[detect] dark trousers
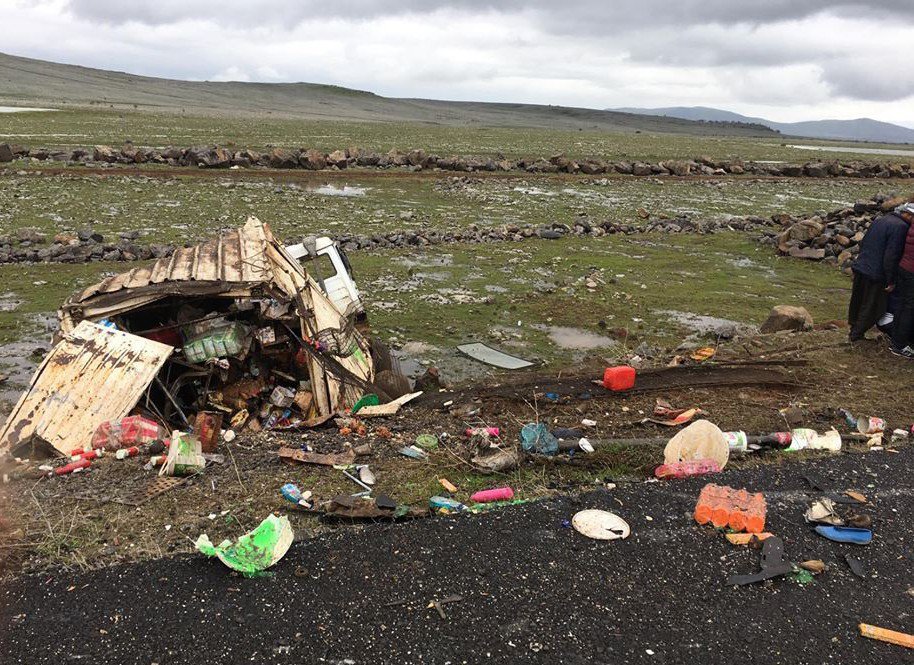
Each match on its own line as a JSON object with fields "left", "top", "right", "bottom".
{"left": 891, "top": 268, "right": 914, "bottom": 350}
{"left": 848, "top": 270, "right": 887, "bottom": 340}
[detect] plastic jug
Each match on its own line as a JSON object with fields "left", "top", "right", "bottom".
{"left": 602, "top": 366, "right": 636, "bottom": 391}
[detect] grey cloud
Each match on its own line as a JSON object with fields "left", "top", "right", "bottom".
{"left": 822, "top": 58, "right": 914, "bottom": 101}
{"left": 63, "top": 0, "right": 914, "bottom": 29}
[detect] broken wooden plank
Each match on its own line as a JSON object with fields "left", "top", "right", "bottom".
{"left": 356, "top": 391, "right": 423, "bottom": 417}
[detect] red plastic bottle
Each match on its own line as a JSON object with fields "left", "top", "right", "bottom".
{"left": 54, "top": 459, "right": 91, "bottom": 476}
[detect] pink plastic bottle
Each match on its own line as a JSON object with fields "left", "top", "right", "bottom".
{"left": 470, "top": 487, "right": 515, "bottom": 503}
{"left": 654, "top": 459, "right": 721, "bottom": 479}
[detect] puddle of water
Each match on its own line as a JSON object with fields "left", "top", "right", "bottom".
{"left": 787, "top": 144, "right": 914, "bottom": 158}
{"left": 395, "top": 254, "right": 454, "bottom": 268}
{"left": 0, "top": 292, "right": 21, "bottom": 312}
{"left": 0, "top": 314, "right": 57, "bottom": 412}
{"left": 413, "top": 271, "right": 451, "bottom": 282}
{"left": 534, "top": 325, "right": 617, "bottom": 350}
{"left": 309, "top": 184, "right": 367, "bottom": 197}
{"left": 0, "top": 106, "right": 56, "bottom": 113}
{"left": 660, "top": 310, "right": 755, "bottom": 336}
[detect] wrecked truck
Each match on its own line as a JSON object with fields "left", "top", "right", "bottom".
{"left": 0, "top": 217, "right": 405, "bottom": 458}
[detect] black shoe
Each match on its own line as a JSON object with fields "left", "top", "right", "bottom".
{"left": 890, "top": 345, "right": 914, "bottom": 359}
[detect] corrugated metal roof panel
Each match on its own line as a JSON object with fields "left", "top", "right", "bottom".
{"left": 68, "top": 218, "right": 272, "bottom": 306}
{"left": 0, "top": 321, "right": 174, "bottom": 456}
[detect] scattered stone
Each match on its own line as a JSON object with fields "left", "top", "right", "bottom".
{"left": 760, "top": 306, "right": 814, "bottom": 334}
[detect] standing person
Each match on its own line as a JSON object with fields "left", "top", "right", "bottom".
{"left": 889, "top": 203, "right": 914, "bottom": 356}
{"left": 847, "top": 203, "right": 910, "bottom": 341}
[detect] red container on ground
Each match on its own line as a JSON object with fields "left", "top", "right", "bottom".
{"left": 603, "top": 366, "right": 636, "bottom": 391}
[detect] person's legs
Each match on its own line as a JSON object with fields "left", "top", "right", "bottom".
{"left": 891, "top": 268, "right": 914, "bottom": 351}
{"left": 848, "top": 271, "right": 865, "bottom": 339}
{"left": 849, "top": 272, "right": 886, "bottom": 341}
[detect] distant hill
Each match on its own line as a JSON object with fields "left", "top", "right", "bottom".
{"left": 613, "top": 106, "right": 914, "bottom": 144}
{"left": 0, "top": 52, "right": 779, "bottom": 137}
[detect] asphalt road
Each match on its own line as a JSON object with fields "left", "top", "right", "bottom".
{"left": 2, "top": 448, "right": 913, "bottom": 665}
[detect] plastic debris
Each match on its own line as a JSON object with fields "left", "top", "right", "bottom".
{"left": 400, "top": 446, "right": 429, "bottom": 460}
{"left": 602, "top": 365, "right": 636, "bottom": 391}
{"left": 647, "top": 398, "right": 704, "bottom": 426}
{"left": 91, "top": 415, "right": 165, "bottom": 452}
{"left": 415, "top": 434, "right": 439, "bottom": 449}
{"left": 470, "top": 487, "right": 514, "bottom": 503}
{"left": 280, "top": 483, "right": 313, "bottom": 508}
{"left": 351, "top": 394, "right": 380, "bottom": 414}
{"left": 805, "top": 498, "right": 843, "bottom": 525}
{"left": 571, "top": 509, "right": 630, "bottom": 540}
{"left": 520, "top": 423, "right": 559, "bottom": 455}
{"left": 430, "top": 496, "right": 466, "bottom": 512}
{"left": 694, "top": 484, "right": 766, "bottom": 533}
{"left": 654, "top": 458, "right": 720, "bottom": 480}
{"left": 664, "top": 420, "right": 729, "bottom": 469}
{"left": 357, "top": 465, "right": 376, "bottom": 486}
{"left": 195, "top": 514, "right": 293, "bottom": 575}
{"left": 438, "top": 477, "right": 458, "bottom": 493}
{"left": 726, "top": 532, "right": 774, "bottom": 546}
{"left": 814, "top": 526, "right": 872, "bottom": 545}
{"left": 690, "top": 346, "right": 716, "bottom": 362}
{"left": 159, "top": 432, "right": 205, "bottom": 477}
{"left": 787, "top": 428, "right": 841, "bottom": 452}
{"left": 727, "top": 536, "right": 793, "bottom": 586}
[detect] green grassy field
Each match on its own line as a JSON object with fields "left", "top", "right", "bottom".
{"left": 0, "top": 170, "right": 898, "bottom": 244}
{"left": 5, "top": 108, "right": 914, "bottom": 164}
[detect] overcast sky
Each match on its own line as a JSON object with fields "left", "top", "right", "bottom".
{"left": 3, "top": 0, "right": 914, "bottom": 125}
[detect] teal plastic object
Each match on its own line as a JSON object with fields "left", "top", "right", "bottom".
{"left": 520, "top": 423, "right": 559, "bottom": 455}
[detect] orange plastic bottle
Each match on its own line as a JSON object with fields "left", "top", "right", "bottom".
{"left": 694, "top": 485, "right": 715, "bottom": 524}
{"left": 744, "top": 494, "right": 766, "bottom": 533}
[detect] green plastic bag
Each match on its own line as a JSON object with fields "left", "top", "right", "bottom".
{"left": 195, "top": 514, "right": 293, "bottom": 575}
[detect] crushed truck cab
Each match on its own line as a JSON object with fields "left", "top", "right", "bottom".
{"left": 285, "top": 236, "right": 364, "bottom": 318}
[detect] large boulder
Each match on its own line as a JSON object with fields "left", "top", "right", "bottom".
{"left": 326, "top": 149, "right": 349, "bottom": 168}
{"left": 268, "top": 147, "right": 299, "bottom": 169}
{"left": 187, "top": 146, "right": 231, "bottom": 168}
{"left": 93, "top": 145, "right": 117, "bottom": 163}
{"left": 0, "top": 144, "right": 14, "bottom": 163}
{"left": 300, "top": 149, "right": 326, "bottom": 170}
{"left": 760, "top": 305, "right": 814, "bottom": 334}
{"left": 787, "top": 218, "right": 824, "bottom": 242}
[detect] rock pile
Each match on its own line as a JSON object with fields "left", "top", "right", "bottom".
{"left": 1, "top": 190, "right": 908, "bottom": 268}
{"left": 0, "top": 228, "right": 175, "bottom": 265}
{"left": 1, "top": 142, "right": 911, "bottom": 179}
{"left": 757, "top": 192, "right": 914, "bottom": 270}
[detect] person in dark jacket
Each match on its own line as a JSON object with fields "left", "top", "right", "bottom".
{"left": 847, "top": 205, "right": 910, "bottom": 341}
{"left": 889, "top": 203, "right": 914, "bottom": 356}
